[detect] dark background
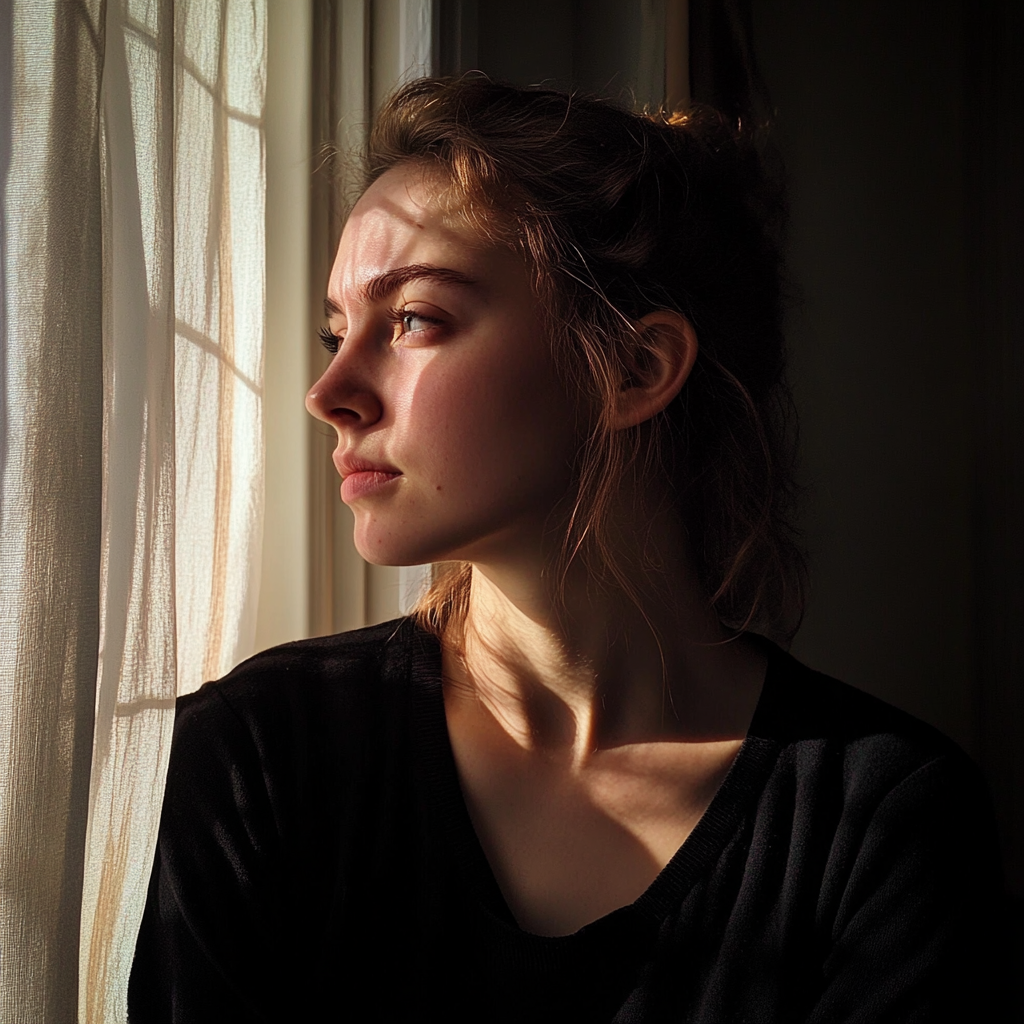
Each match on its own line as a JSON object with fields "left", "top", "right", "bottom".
{"left": 439, "top": 0, "right": 1024, "bottom": 979}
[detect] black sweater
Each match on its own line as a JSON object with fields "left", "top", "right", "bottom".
{"left": 128, "top": 618, "right": 1006, "bottom": 1022}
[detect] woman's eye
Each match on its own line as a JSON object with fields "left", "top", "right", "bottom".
{"left": 401, "top": 312, "right": 429, "bottom": 333}
{"left": 392, "top": 309, "right": 440, "bottom": 338}
{"left": 385, "top": 302, "right": 447, "bottom": 343}
{"left": 319, "top": 310, "right": 442, "bottom": 353}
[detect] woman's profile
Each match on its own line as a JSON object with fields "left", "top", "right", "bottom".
{"left": 128, "top": 77, "right": 1003, "bottom": 1022}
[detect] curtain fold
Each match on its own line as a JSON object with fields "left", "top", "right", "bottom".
{"left": 0, "top": 3, "right": 106, "bottom": 1019}
{"left": 0, "top": 2, "right": 267, "bottom": 1021}
{"left": 79, "top": 2, "right": 178, "bottom": 1019}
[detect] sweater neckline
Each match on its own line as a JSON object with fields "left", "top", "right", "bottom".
{"left": 403, "top": 618, "right": 784, "bottom": 946}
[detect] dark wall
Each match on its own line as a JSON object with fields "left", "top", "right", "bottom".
{"left": 754, "top": 5, "right": 976, "bottom": 739}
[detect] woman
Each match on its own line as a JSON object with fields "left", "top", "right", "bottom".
{"left": 129, "top": 77, "right": 1003, "bottom": 1022}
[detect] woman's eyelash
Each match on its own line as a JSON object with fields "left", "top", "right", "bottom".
{"left": 318, "top": 326, "right": 339, "bottom": 353}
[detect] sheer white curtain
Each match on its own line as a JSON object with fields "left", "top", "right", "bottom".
{"left": 0, "top": 1, "right": 266, "bottom": 1020}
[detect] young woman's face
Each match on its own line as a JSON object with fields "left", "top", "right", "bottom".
{"left": 306, "top": 161, "right": 581, "bottom": 568}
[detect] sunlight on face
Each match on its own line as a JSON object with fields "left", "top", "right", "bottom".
{"left": 306, "top": 161, "right": 581, "bottom": 569}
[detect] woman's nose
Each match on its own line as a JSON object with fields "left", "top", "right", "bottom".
{"left": 304, "top": 351, "right": 384, "bottom": 432}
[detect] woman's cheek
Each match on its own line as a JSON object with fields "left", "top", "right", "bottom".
{"left": 404, "top": 352, "right": 523, "bottom": 463}
{"left": 394, "top": 321, "right": 575, "bottom": 507}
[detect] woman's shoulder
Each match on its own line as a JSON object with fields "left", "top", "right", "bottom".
{"left": 179, "top": 615, "right": 420, "bottom": 714}
{"left": 170, "top": 616, "right": 432, "bottom": 773}
{"left": 751, "top": 640, "right": 989, "bottom": 813}
{"left": 158, "top": 617, "right": 440, "bottom": 844}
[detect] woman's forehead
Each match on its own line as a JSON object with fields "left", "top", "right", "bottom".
{"left": 330, "top": 164, "right": 516, "bottom": 304}
{"left": 350, "top": 162, "right": 473, "bottom": 236}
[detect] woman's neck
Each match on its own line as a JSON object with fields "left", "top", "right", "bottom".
{"left": 449, "top": 515, "right": 766, "bottom": 765}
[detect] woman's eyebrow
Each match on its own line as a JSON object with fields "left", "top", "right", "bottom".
{"left": 324, "top": 264, "right": 477, "bottom": 318}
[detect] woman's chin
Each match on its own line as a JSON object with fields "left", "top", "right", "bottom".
{"left": 351, "top": 527, "right": 439, "bottom": 568}
{"left": 353, "top": 541, "right": 416, "bottom": 567}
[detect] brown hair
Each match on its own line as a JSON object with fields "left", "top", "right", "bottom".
{"left": 364, "top": 76, "right": 805, "bottom": 643}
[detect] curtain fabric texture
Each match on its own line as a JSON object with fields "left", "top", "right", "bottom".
{"left": 0, "top": 1, "right": 266, "bottom": 1020}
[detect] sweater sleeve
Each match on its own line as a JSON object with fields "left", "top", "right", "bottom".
{"left": 806, "top": 752, "right": 1008, "bottom": 1024}
{"left": 128, "top": 685, "right": 295, "bottom": 1024}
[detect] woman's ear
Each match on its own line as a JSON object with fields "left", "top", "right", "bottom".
{"left": 611, "top": 310, "right": 698, "bottom": 430}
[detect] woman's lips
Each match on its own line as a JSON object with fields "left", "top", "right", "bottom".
{"left": 340, "top": 469, "right": 401, "bottom": 503}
